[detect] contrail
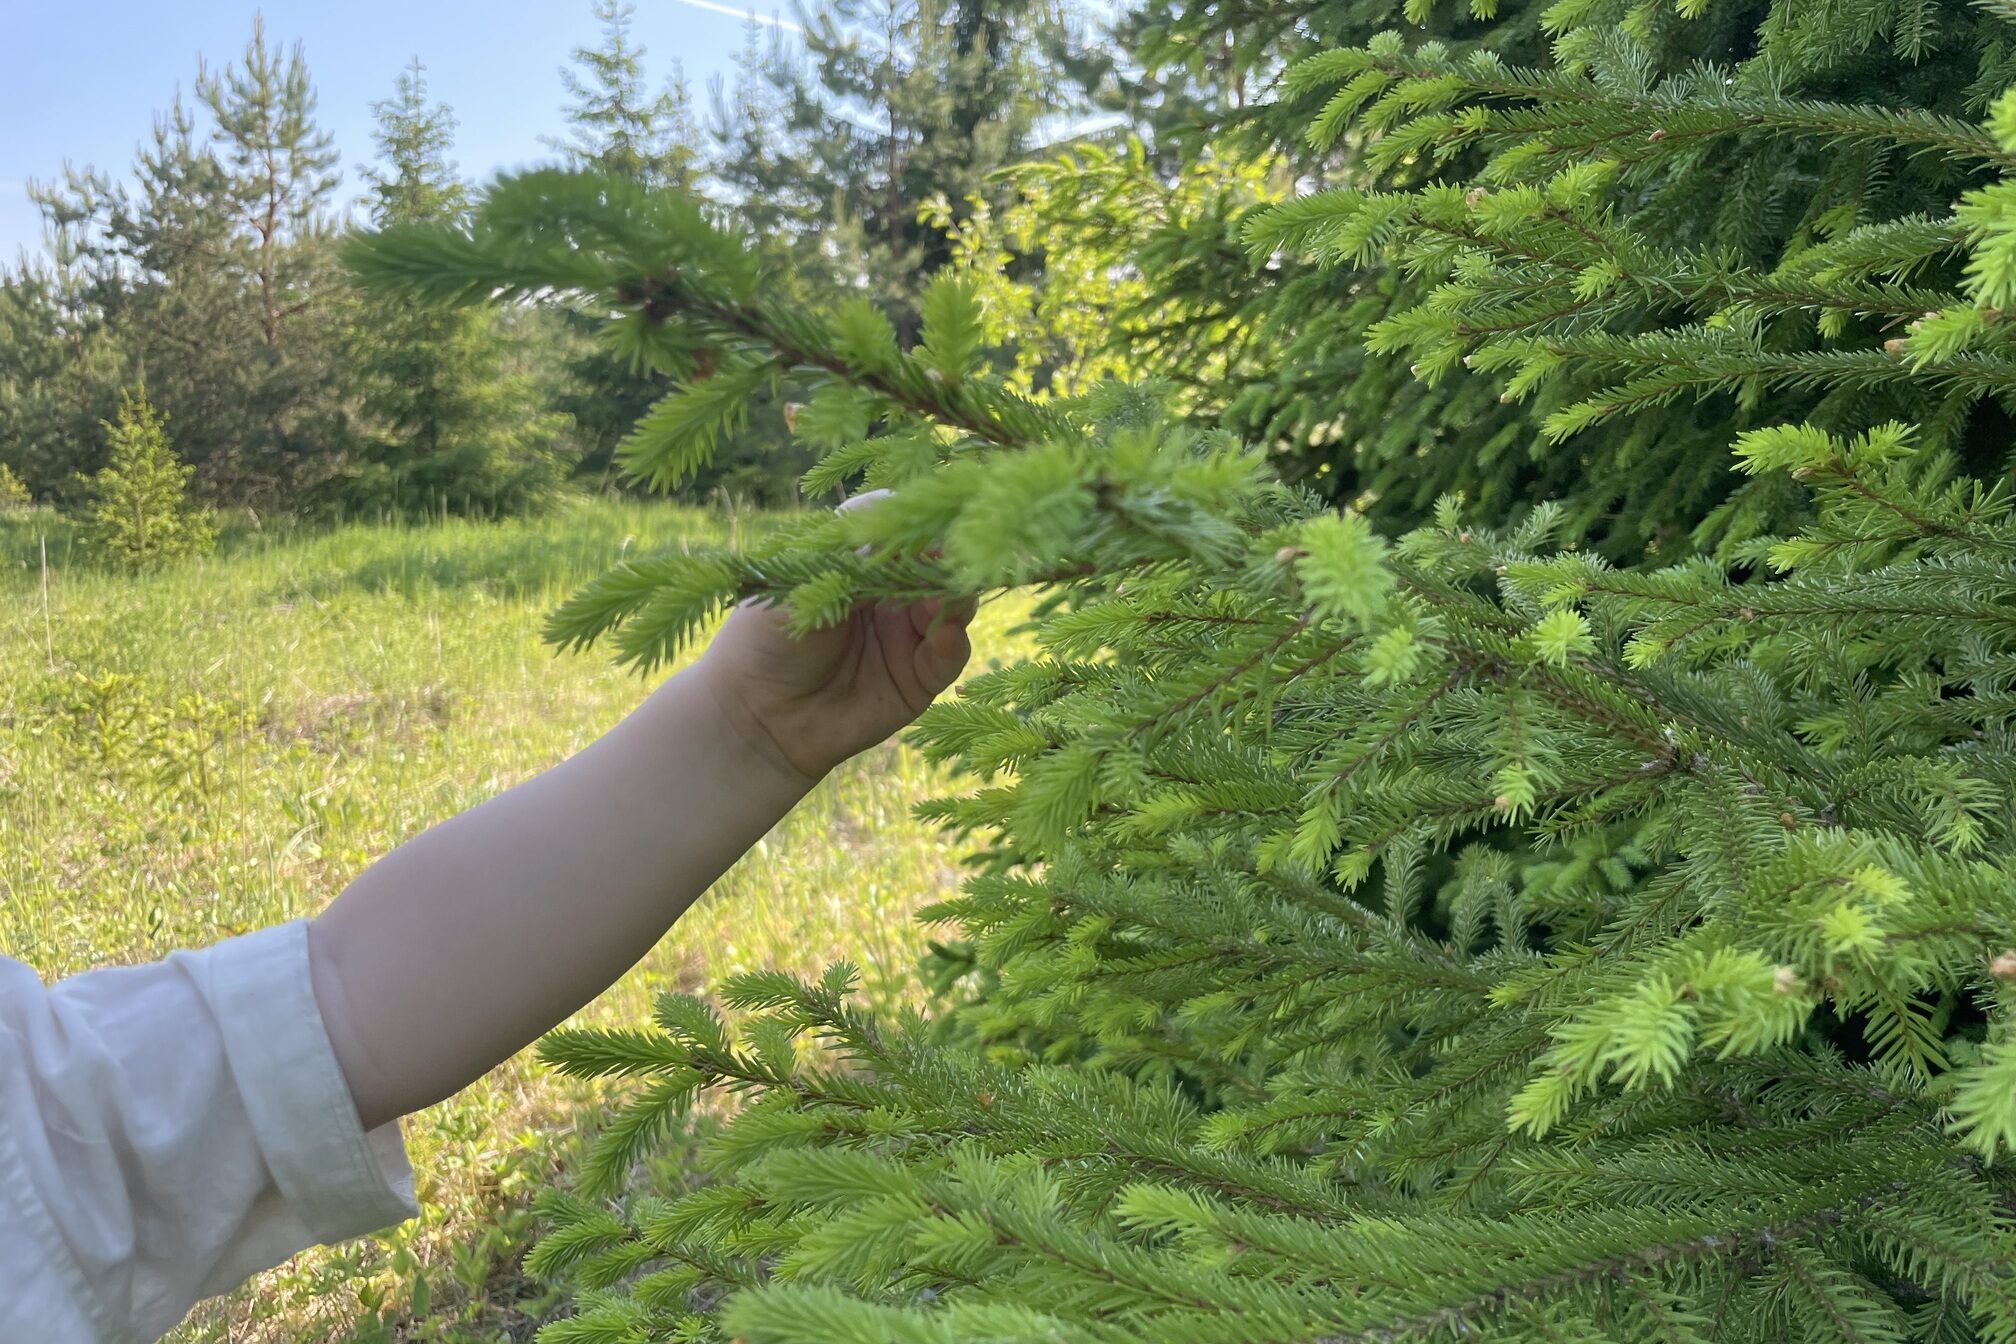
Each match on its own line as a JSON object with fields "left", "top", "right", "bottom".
{"left": 671, "top": 0, "right": 807, "bottom": 33}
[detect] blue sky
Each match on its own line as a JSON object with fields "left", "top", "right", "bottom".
{"left": 0, "top": 0, "right": 803, "bottom": 260}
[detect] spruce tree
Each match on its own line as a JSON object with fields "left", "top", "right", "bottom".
{"left": 78, "top": 390, "right": 215, "bottom": 568}
{"left": 0, "top": 225, "right": 128, "bottom": 501}
{"left": 550, "top": 0, "right": 711, "bottom": 491}
{"left": 338, "top": 60, "right": 564, "bottom": 518}
{"left": 553, "top": 0, "right": 701, "bottom": 190}
{"left": 350, "top": 0, "right": 2016, "bottom": 1332}
{"left": 1023, "top": 0, "right": 2015, "bottom": 558}
{"left": 361, "top": 59, "right": 466, "bottom": 224}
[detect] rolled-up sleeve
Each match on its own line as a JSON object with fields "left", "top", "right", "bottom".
{"left": 0, "top": 920, "right": 417, "bottom": 1343}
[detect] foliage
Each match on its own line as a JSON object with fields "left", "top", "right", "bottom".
{"left": 0, "top": 500, "right": 1006, "bottom": 1344}
{"left": 923, "top": 140, "right": 1287, "bottom": 403}
{"left": 0, "top": 243, "right": 129, "bottom": 504}
{"left": 355, "top": 41, "right": 2016, "bottom": 1328}
{"left": 543, "top": 0, "right": 699, "bottom": 495}
{"left": 0, "top": 463, "right": 30, "bottom": 510}
{"left": 1244, "top": 18, "right": 2016, "bottom": 559}
{"left": 336, "top": 60, "right": 567, "bottom": 519}
{"left": 361, "top": 58, "right": 468, "bottom": 224}
{"left": 76, "top": 391, "right": 216, "bottom": 568}
{"left": 1, "top": 2, "right": 1110, "bottom": 518}
{"left": 1008, "top": 0, "right": 2016, "bottom": 563}
{"left": 998, "top": 0, "right": 1567, "bottom": 543}
{"left": 710, "top": 0, "right": 1090, "bottom": 338}
{"left": 23, "top": 16, "right": 352, "bottom": 508}
{"left": 552, "top": 0, "right": 701, "bottom": 191}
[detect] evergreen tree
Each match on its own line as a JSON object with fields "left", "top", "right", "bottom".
{"left": 0, "top": 220, "right": 129, "bottom": 501}
{"left": 1014, "top": 0, "right": 1761, "bottom": 555}
{"left": 1244, "top": 10, "right": 2016, "bottom": 558}
{"left": 354, "top": 0, "right": 2016, "bottom": 1321}
{"left": 194, "top": 16, "right": 342, "bottom": 356}
{"left": 674, "top": 0, "right": 1099, "bottom": 504}
{"left": 189, "top": 15, "right": 349, "bottom": 501}
{"left": 336, "top": 60, "right": 565, "bottom": 517}
{"left": 1066, "top": 0, "right": 2016, "bottom": 562}
{"left": 711, "top": 0, "right": 1087, "bottom": 337}
{"left": 553, "top": 0, "right": 701, "bottom": 189}
{"left": 28, "top": 18, "right": 350, "bottom": 507}
{"left": 550, "top": 0, "right": 710, "bottom": 491}
{"left": 78, "top": 390, "right": 215, "bottom": 568}
{"left": 361, "top": 59, "right": 466, "bottom": 223}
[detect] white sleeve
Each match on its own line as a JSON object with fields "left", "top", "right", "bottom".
{"left": 0, "top": 920, "right": 418, "bottom": 1344}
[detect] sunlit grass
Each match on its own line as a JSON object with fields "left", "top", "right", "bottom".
{"left": 0, "top": 500, "right": 1021, "bottom": 1342}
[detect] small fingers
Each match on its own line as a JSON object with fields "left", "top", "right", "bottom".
{"left": 838, "top": 489, "right": 968, "bottom": 622}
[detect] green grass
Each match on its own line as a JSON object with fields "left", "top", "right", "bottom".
{"left": 0, "top": 500, "right": 1018, "bottom": 1342}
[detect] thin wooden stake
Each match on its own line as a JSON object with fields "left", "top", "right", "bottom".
{"left": 40, "top": 532, "right": 54, "bottom": 671}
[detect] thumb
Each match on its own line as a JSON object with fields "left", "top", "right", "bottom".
{"left": 836, "top": 487, "right": 893, "bottom": 514}
{"left": 837, "top": 487, "right": 892, "bottom": 558}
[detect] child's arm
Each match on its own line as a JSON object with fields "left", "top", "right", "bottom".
{"left": 307, "top": 564, "right": 974, "bottom": 1131}
{"left": 0, "top": 507, "right": 971, "bottom": 1339}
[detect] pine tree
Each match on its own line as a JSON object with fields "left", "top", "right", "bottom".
{"left": 188, "top": 15, "right": 350, "bottom": 502}
{"left": 78, "top": 390, "right": 215, "bottom": 568}
{"left": 29, "top": 18, "right": 350, "bottom": 508}
{"left": 195, "top": 16, "right": 342, "bottom": 356}
{"left": 336, "top": 60, "right": 565, "bottom": 518}
{"left": 350, "top": 0, "right": 2016, "bottom": 1332}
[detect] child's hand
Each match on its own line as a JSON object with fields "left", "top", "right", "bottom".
{"left": 695, "top": 491, "right": 975, "bottom": 785}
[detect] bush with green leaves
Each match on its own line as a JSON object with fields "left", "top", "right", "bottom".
{"left": 353, "top": 16, "right": 2016, "bottom": 1342}
{"left": 75, "top": 391, "right": 216, "bottom": 569}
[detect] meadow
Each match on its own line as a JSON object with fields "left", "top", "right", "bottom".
{"left": 0, "top": 499, "right": 1015, "bottom": 1342}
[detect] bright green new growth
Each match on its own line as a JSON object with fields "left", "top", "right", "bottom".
{"left": 78, "top": 391, "right": 216, "bottom": 569}
{"left": 349, "top": 13, "right": 2016, "bottom": 1341}
{"left": 0, "top": 462, "right": 28, "bottom": 510}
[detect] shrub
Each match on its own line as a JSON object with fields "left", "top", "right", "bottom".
{"left": 76, "top": 391, "right": 216, "bottom": 569}
{"left": 0, "top": 462, "right": 28, "bottom": 510}
{"left": 351, "top": 7, "right": 2016, "bottom": 1336}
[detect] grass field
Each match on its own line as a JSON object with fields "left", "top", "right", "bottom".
{"left": 0, "top": 500, "right": 1014, "bottom": 1342}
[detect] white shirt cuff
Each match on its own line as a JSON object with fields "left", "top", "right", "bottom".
{"left": 174, "top": 921, "right": 418, "bottom": 1243}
